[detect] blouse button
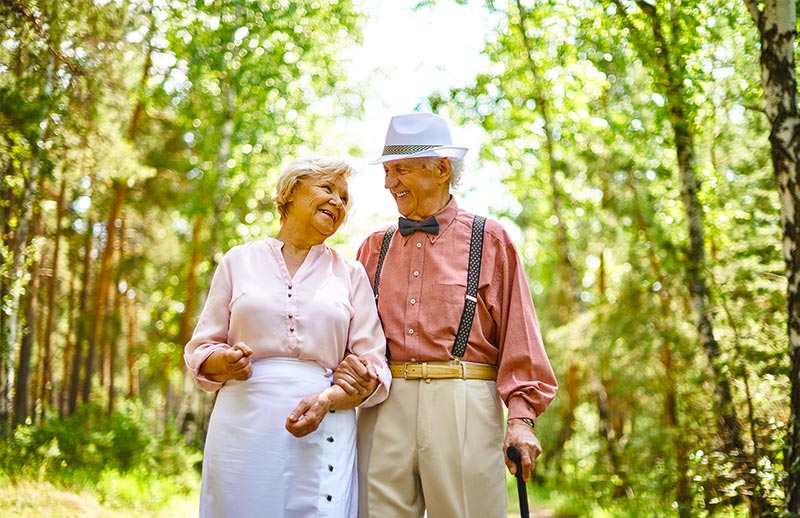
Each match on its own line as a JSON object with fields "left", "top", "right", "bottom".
{"left": 326, "top": 495, "right": 332, "bottom": 502}
{"left": 326, "top": 436, "right": 334, "bottom": 442}
{"left": 328, "top": 465, "right": 334, "bottom": 472}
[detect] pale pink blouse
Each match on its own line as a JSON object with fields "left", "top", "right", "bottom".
{"left": 184, "top": 238, "right": 391, "bottom": 407}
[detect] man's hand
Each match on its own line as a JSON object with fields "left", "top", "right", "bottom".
{"left": 333, "top": 354, "right": 378, "bottom": 398}
{"left": 503, "top": 419, "right": 542, "bottom": 482}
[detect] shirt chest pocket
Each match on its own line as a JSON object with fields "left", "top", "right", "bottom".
{"left": 426, "top": 283, "right": 467, "bottom": 340}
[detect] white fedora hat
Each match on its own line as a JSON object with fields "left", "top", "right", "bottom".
{"left": 369, "top": 112, "right": 469, "bottom": 165}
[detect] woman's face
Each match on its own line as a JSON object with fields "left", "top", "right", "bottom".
{"left": 286, "top": 174, "right": 349, "bottom": 240}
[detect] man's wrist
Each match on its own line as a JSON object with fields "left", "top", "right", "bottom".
{"left": 508, "top": 417, "right": 535, "bottom": 429}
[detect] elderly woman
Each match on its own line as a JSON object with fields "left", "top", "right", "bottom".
{"left": 184, "top": 157, "right": 391, "bottom": 518}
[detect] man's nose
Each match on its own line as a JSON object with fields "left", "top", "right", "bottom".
{"left": 384, "top": 171, "right": 397, "bottom": 189}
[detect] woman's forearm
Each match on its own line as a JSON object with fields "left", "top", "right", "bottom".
{"left": 324, "top": 383, "right": 374, "bottom": 411}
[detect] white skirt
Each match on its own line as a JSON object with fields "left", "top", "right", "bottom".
{"left": 200, "top": 358, "right": 358, "bottom": 518}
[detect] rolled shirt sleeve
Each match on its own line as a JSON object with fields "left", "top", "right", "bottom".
{"left": 184, "top": 254, "right": 234, "bottom": 392}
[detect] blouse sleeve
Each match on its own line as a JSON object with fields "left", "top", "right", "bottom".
{"left": 184, "top": 254, "right": 234, "bottom": 392}
{"left": 346, "top": 262, "right": 391, "bottom": 407}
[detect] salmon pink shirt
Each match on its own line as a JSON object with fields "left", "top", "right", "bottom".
{"left": 356, "top": 197, "right": 557, "bottom": 421}
{"left": 185, "top": 238, "right": 391, "bottom": 407}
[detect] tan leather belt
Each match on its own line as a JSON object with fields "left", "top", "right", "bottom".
{"left": 389, "top": 361, "right": 497, "bottom": 381}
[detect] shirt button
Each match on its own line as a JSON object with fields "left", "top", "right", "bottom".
{"left": 416, "top": 242, "right": 422, "bottom": 248}
{"left": 408, "top": 329, "right": 414, "bottom": 335}
{"left": 411, "top": 358, "right": 416, "bottom": 362}
{"left": 413, "top": 271, "right": 419, "bottom": 277}
{"left": 410, "top": 299, "right": 416, "bottom": 305}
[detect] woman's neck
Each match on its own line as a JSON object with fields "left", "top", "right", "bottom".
{"left": 275, "top": 225, "right": 321, "bottom": 278}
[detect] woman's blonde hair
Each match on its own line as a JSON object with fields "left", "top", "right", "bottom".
{"left": 274, "top": 157, "right": 356, "bottom": 222}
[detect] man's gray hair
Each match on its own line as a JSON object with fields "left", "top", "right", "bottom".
{"left": 449, "top": 158, "right": 464, "bottom": 189}
{"left": 421, "top": 157, "right": 464, "bottom": 189}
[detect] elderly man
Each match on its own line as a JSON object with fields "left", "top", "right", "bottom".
{"left": 336, "top": 112, "right": 557, "bottom": 517}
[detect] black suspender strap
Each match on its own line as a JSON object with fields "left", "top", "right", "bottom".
{"left": 373, "top": 225, "right": 396, "bottom": 299}
{"left": 374, "top": 225, "right": 396, "bottom": 360}
{"left": 452, "top": 215, "right": 486, "bottom": 359}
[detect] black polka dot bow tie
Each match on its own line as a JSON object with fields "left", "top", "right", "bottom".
{"left": 398, "top": 216, "right": 440, "bottom": 237}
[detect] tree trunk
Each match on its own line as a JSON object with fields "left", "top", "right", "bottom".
{"left": 107, "top": 217, "right": 126, "bottom": 414}
{"left": 59, "top": 245, "right": 79, "bottom": 419}
{"left": 125, "top": 293, "right": 139, "bottom": 399}
{"left": 744, "top": 0, "right": 800, "bottom": 512}
{"left": 39, "top": 178, "right": 66, "bottom": 422}
{"left": 86, "top": 180, "right": 126, "bottom": 403}
{"left": 13, "top": 255, "right": 40, "bottom": 428}
{"left": 68, "top": 222, "right": 93, "bottom": 414}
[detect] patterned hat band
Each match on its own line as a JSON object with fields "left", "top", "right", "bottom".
{"left": 381, "top": 144, "right": 440, "bottom": 156}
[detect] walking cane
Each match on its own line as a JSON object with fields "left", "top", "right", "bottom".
{"left": 507, "top": 445, "right": 530, "bottom": 518}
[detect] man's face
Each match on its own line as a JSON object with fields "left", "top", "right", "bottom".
{"left": 383, "top": 158, "right": 449, "bottom": 220}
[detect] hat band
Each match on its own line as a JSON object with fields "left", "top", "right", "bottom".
{"left": 382, "top": 144, "right": 439, "bottom": 156}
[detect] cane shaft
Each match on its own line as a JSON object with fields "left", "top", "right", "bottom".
{"left": 507, "top": 446, "right": 530, "bottom": 518}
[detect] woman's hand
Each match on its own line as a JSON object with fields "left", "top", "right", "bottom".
{"left": 200, "top": 342, "right": 254, "bottom": 383}
{"left": 285, "top": 379, "right": 379, "bottom": 438}
{"left": 333, "top": 354, "right": 378, "bottom": 399}
{"left": 285, "top": 390, "right": 331, "bottom": 437}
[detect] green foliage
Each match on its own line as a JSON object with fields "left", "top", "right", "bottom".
{"left": 431, "top": 0, "right": 787, "bottom": 513}
{"left": 0, "top": 400, "right": 199, "bottom": 484}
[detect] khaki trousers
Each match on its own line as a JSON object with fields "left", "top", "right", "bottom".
{"left": 356, "top": 378, "right": 507, "bottom": 518}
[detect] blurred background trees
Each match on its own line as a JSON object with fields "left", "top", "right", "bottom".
{"left": 0, "top": 0, "right": 795, "bottom": 515}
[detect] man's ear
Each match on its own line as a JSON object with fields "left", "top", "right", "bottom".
{"left": 435, "top": 158, "right": 452, "bottom": 185}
